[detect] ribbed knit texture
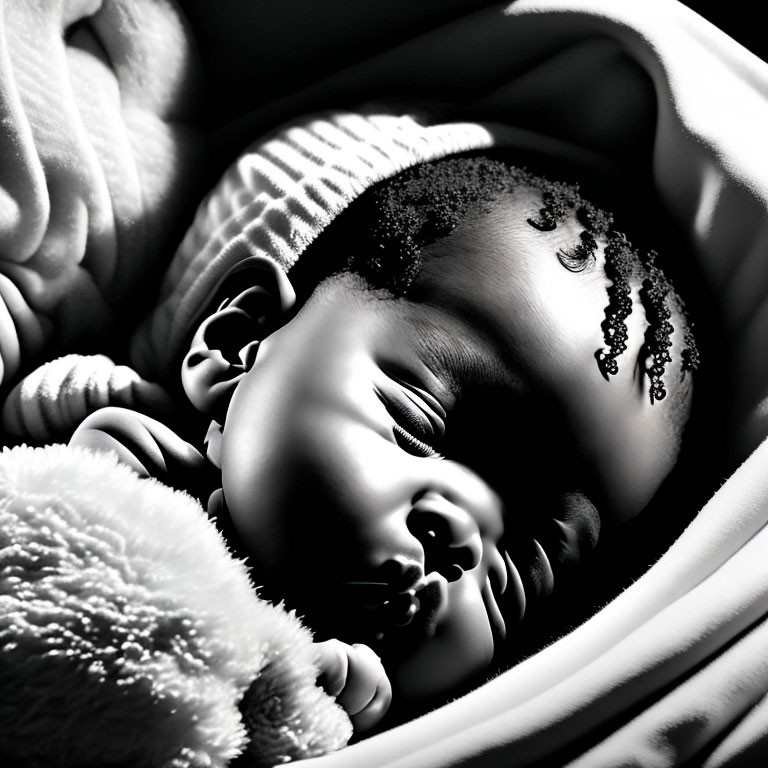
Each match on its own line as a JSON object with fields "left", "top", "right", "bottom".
{"left": 131, "top": 111, "right": 495, "bottom": 381}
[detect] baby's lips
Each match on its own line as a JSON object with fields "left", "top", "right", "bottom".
{"left": 376, "top": 558, "right": 424, "bottom": 591}
{"left": 345, "top": 558, "right": 423, "bottom": 607}
{"left": 353, "top": 579, "right": 444, "bottom": 650}
{"left": 391, "top": 577, "right": 443, "bottom": 638}
{"left": 350, "top": 582, "right": 423, "bottom": 627}
{"left": 376, "top": 589, "right": 420, "bottom": 626}
{"left": 343, "top": 560, "right": 450, "bottom": 650}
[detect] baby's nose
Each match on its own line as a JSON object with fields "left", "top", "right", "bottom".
{"left": 407, "top": 492, "right": 483, "bottom": 581}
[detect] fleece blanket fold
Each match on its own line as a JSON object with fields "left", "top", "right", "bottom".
{"left": 4, "top": 1, "right": 768, "bottom": 767}
{"left": 0, "top": 0, "right": 209, "bottom": 388}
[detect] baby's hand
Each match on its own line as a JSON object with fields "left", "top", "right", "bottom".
{"left": 315, "top": 639, "right": 392, "bottom": 733}
{"left": 69, "top": 407, "right": 205, "bottom": 492}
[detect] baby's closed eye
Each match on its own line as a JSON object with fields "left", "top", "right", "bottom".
{"left": 375, "top": 372, "right": 447, "bottom": 458}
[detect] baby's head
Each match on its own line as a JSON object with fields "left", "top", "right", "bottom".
{"left": 181, "top": 156, "right": 697, "bottom": 704}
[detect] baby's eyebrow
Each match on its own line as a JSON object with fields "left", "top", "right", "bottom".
{"left": 409, "top": 313, "right": 513, "bottom": 399}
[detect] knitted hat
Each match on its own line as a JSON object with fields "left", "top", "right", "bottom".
{"left": 129, "top": 111, "right": 501, "bottom": 381}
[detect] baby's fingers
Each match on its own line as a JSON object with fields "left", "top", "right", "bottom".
{"left": 70, "top": 407, "right": 205, "bottom": 490}
{"left": 348, "top": 659, "right": 392, "bottom": 731}
{"left": 316, "top": 640, "right": 392, "bottom": 732}
{"left": 339, "top": 643, "right": 392, "bottom": 732}
{"left": 316, "top": 638, "right": 349, "bottom": 699}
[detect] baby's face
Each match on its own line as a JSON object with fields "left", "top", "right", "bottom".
{"left": 220, "top": 192, "right": 693, "bottom": 702}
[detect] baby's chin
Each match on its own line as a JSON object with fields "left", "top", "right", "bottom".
{"left": 381, "top": 597, "right": 499, "bottom": 703}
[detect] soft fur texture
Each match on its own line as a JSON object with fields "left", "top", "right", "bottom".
{"left": 0, "top": 444, "right": 352, "bottom": 767}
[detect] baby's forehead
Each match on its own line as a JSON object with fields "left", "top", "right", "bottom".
{"left": 404, "top": 191, "right": 607, "bottom": 350}
{"left": 418, "top": 189, "right": 603, "bottom": 284}
{"left": 396, "top": 187, "right": 690, "bottom": 395}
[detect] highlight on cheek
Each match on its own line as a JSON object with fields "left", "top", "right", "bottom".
{"left": 483, "top": 575, "right": 507, "bottom": 641}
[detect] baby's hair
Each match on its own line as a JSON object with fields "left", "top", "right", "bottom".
{"left": 290, "top": 156, "right": 699, "bottom": 401}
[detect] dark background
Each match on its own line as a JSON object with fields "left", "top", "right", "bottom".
{"left": 680, "top": 4, "right": 766, "bottom": 63}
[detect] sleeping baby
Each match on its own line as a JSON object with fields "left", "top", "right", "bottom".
{"left": 70, "top": 150, "right": 699, "bottom": 733}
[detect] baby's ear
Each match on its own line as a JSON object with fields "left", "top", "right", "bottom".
{"left": 181, "top": 257, "right": 295, "bottom": 422}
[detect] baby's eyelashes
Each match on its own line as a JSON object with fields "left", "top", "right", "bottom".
{"left": 375, "top": 375, "right": 446, "bottom": 458}
{"left": 392, "top": 421, "right": 443, "bottom": 458}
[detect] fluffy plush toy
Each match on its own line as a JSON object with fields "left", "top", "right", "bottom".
{"left": 0, "top": 443, "right": 352, "bottom": 767}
